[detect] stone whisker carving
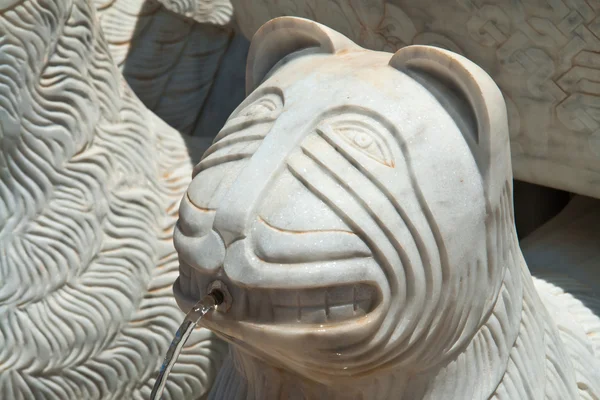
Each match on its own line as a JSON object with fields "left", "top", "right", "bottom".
{"left": 174, "top": 17, "right": 600, "bottom": 399}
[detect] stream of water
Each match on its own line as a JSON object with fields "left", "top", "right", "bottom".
{"left": 149, "top": 290, "right": 224, "bottom": 400}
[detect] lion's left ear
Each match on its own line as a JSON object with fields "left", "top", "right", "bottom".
{"left": 389, "top": 45, "right": 511, "bottom": 202}
{"left": 246, "top": 17, "right": 357, "bottom": 95}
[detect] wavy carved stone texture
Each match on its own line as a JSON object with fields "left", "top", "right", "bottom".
{"left": 94, "top": 0, "right": 248, "bottom": 139}
{"left": 230, "top": 0, "right": 600, "bottom": 200}
{"left": 154, "top": 0, "right": 232, "bottom": 25}
{"left": 96, "top": 0, "right": 232, "bottom": 27}
{"left": 173, "top": 17, "right": 600, "bottom": 399}
{"left": 0, "top": 1, "right": 227, "bottom": 398}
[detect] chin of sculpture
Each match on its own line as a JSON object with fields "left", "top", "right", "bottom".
{"left": 173, "top": 16, "right": 600, "bottom": 399}
{"left": 0, "top": 1, "right": 226, "bottom": 398}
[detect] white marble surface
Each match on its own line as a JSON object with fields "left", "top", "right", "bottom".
{"left": 0, "top": 1, "right": 226, "bottom": 398}
{"left": 154, "top": 0, "right": 232, "bottom": 24}
{"left": 95, "top": 0, "right": 232, "bottom": 26}
{"left": 231, "top": 0, "right": 600, "bottom": 200}
{"left": 174, "top": 17, "right": 600, "bottom": 399}
{"left": 95, "top": 0, "right": 248, "bottom": 138}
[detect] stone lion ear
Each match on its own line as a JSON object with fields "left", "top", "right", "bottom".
{"left": 246, "top": 16, "right": 357, "bottom": 95}
{"left": 389, "top": 45, "right": 511, "bottom": 202}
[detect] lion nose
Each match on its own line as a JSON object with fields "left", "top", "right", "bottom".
{"left": 174, "top": 195, "right": 226, "bottom": 273}
{"left": 174, "top": 228, "right": 226, "bottom": 272}
{"left": 212, "top": 191, "right": 256, "bottom": 247}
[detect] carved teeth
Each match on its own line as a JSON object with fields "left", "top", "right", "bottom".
{"left": 259, "top": 291, "right": 274, "bottom": 322}
{"left": 274, "top": 306, "right": 299, "bottom": 322}
{"left": 247, "top": 289, "right": 261, "bottom": 320}
{"left": 176, "top": 268, "right": 376, "bottom": 324}
{"left": 326, "top": 285, "right": 354, "bottom": 305}
{"left": 260, "top": 285, "right": 375, "bottom": 324}
{"left": 300, "top": 307, "right": 328, "bottom": 323}
{"left": 328, "top": 304, "right": 356, "bottom": 321}
{"left": 299, "top": 288, "right": 327, "bottom": 307}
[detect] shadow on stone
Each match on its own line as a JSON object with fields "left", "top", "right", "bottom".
{"left": 120, "top": 1, "right": 248, "bottom": 140}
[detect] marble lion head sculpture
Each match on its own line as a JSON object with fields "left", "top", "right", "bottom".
{"left": 174, "top": 16, "right": 599, "bottom": 399}
{"left": 175, "top": 14, "right": 511, "bottom": 375}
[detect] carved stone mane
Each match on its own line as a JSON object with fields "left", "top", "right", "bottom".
{"left": 173, "top": 17, "right": 600, "bottom": 400}
{"left": 0, "top": 1, "right": 225, "bottom": 398}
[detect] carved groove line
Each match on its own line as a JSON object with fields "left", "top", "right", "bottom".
{"left": 312, "top": 127, "right": 440, "bottom": 358}
{"left": 95, "top": 0, "right": 233, "bottom": 135}
{"left": 0, "top": 1, "right": 225, "bottom": 399}
{"left": 197, "top": 92, "right": 284, "bottom": 174}
{"left": 157, "top": 0, "right": 233, "bottom": 25}
{"left": 289, "top": 137, "right": 445, "bottom": 371}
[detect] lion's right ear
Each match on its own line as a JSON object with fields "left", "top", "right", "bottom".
{"left": 389, "top": 45, "right": 511, "bottom": 203}
{"left": 246, "top": 17, "right": 357, "bottom": 95}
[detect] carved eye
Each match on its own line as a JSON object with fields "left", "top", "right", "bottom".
{"left": 213, "top": 90, "right": 284, "bottom": 143}
{"left": 353, "top": 131, "right": 373, "bottom": 149}
{"left": 237, "top": 92, "right": 283, "bottom": 119}
{"left": 330, "top": 122, "right": 394, "bottom": 167}
{"left": 243, "top": 103, "right": 271, "bottom": 117}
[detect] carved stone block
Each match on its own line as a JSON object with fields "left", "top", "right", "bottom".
{"left": 231, "top": 0, "right": 600, "bottom": 199}
{"left": 0, "top": 1, "right": 226, "bottom": 398}
{"left": 95, "top": 0, "right": 248, "bottom": 138}
{"left": 174, "top": 17, "right": 600, "bottom": 399}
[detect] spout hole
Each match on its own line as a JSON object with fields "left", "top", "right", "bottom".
{"left": 210, "top": 289, "right": 225, "bottom": 306}
{"left": 206, "top": 280, "right": 232, "bottom": 312}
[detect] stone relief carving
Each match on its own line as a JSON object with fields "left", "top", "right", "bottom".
{"left": 0, "top": 0, "right": 226, "bottom": 398}
{"left": 94, "top": 0, "right": 248, "bottom": 138}
{"left": 173, "top": 17, "right": 600, "bottom": 399}
{"left": 95, "top": 0, "right": 232, "bottom": 26}
{"left": 153, "top": 0, "right": 232, "bottom": 25}
{"left": 230, "top": 0, "right": 600, "bottom": 200}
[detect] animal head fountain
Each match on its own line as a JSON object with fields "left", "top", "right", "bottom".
{"left": 173, "top": 16, "right": 600, "bottom": 399}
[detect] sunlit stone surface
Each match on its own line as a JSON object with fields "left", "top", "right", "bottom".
{"left": 0, "top": 1, "right": 227, "bottom": 398}
{"left": 231, "top": 0, "right": 600, "bottom": 200}
{"left": 174, "top": 17, "right": 600, "bottom": 399}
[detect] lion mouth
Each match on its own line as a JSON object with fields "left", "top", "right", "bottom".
{"left": 177, "top": 263, "right": 378, "bottom": 325}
